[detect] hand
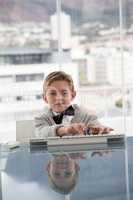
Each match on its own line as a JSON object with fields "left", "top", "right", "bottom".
{"left": 69, "top": 152, "right": 86, "bottom": 159}
{"left": 91, "top": 150, "right": 112, "bottom": 157}
{"left": 57, "top": 123, "right": 87, "bottom": 137}
{"left": 65, "top": 123, "right": 87, "bottom": 135}
{"left": 87, "top": 125, "right": 113, "bottom": 135}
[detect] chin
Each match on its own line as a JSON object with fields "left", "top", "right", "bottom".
{"left": 56, "top": 109, "right": 65, "bottom": 113}
{"left": 54, "top": 107, "right": 66, "bottom": 113}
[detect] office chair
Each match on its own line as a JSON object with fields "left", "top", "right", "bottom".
{"left": 16, "top": 119, "right": 35, "bottom": 143}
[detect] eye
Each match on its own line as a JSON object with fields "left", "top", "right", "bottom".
{"left": 62, "top": 91, "right": 68, "bottom": 96}
{"left": 64, "top": 171, "right": 72, "bottom": 177}
{"left": 54, "top": 172, "right": 61, "bottom": 177}
{"left": 48, "top": 91, "right": 56, "bottom": 96}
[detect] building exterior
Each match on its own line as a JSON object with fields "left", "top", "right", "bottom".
{"left": 107, "top": 50, "right": 133, "bottom": 86}
{"left": 51, "top": 12, "right": 72, "bottom": 49}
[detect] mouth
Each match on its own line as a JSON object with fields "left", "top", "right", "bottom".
{"left": 53, "top": 103, "right": 67, "bottom": 112}
{"left": 54, "top": 103, "right": 65, "bottom": 107}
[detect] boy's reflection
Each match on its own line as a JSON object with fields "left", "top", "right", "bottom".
{"left": 91, "top": 150, "right": 111, "bottom": 157}
{"left": 46, "top": 150, "right": 111, "bottom": 195}
{"left": 46, "top": 153, "right": 80, "bottom": 195}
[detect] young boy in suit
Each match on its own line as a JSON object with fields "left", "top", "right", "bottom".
{"left": 35, "top": 71, "right": 113, "bottom": 138}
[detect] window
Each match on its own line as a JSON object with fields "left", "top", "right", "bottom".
{"left": 0, "top": 0, "right": 132, "bottom": 138}
{"left": 15, "top": 73, "right": 44, "bottom": 82}
{"left": 0, "top": 75, "right": 13, "bottom": 83}
{"left": 16, "top": 96, "right": 23, "bottom": 101}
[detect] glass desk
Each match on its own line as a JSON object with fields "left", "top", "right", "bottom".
{"left": 0, "top": 137, "right": 133, "bottom": 200}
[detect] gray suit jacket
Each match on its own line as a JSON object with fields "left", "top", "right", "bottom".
{"left": 34, "top": 104, "right": 100, "bottom": 138}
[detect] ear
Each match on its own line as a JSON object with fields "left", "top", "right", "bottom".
{"left": 72, "top": 91, "right": 76, "bottom": 100}
{"left": 43, "top": 94, "right": 48, "bottom": 103}
{"left": 75, "top": 163, "right": 80, "bottom": 171}
{"left": 46, "top": 161, "right": 51, "bottom": 173}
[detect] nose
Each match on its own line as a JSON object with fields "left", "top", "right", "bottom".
{"left": 56, "top": 92, "right": 63, "bottom": 100}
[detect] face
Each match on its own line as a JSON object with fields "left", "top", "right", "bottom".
{"left": 44, "top": 80, "right": 76, "bottom": 113}
{"left": 47, "top": 155, "right": 77, "bottom": 187}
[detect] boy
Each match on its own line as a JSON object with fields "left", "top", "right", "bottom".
{"left": 35, "top": 71, "right": 113, "bottom": 138}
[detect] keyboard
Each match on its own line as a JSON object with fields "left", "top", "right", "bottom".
{"left": 30, "top": 133, "right": 125, "bottom": 147}
{"left": 47, "top": 133, "right": 125, "bottom": 146}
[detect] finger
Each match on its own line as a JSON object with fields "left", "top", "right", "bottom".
{"left": 99, "top": 128, "right": 104, "bottom": 134}
{"left": 71, "top": 125, "right": 82, "bottom": 135}
{"left": 78, "top": 125, "right": 86, "bottom": 133}
{"left": 108, "top": 127, "right": 114, "bottom": 131}
{"left": 102, "top": 127, "right": 113, "bottom": 134}
{"left": 75, "top": 127, "right": 84, "bottom": 135}
{"left": 92, "top": 127, "right": 100, "bottom": 135}
{"left": 73, "top": 124, "right": 85, "bottom": 135}
{"left": 71, "top": 125, "right": 77, "bottom": 134}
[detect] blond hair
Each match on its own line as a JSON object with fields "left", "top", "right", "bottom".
{"left": 43, "top": 71, "right": 75, "bottom": 93}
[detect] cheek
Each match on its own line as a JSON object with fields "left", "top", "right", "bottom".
{"left": 43, "top": 95, "right": 53, "bottom": 104}
{"left": 66, "top": 92, "right": 75, "bottom": 101}
{"left": 68, "top": 95, "right": 74, "bottom": 101}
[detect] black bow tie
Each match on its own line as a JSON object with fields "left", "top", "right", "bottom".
{"left": 53, "top": 106, "right": 74, "bottom": 124}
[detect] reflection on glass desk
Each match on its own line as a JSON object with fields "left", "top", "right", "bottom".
{"left": 0, "top": 137, "right": 133, "bottom": 200}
